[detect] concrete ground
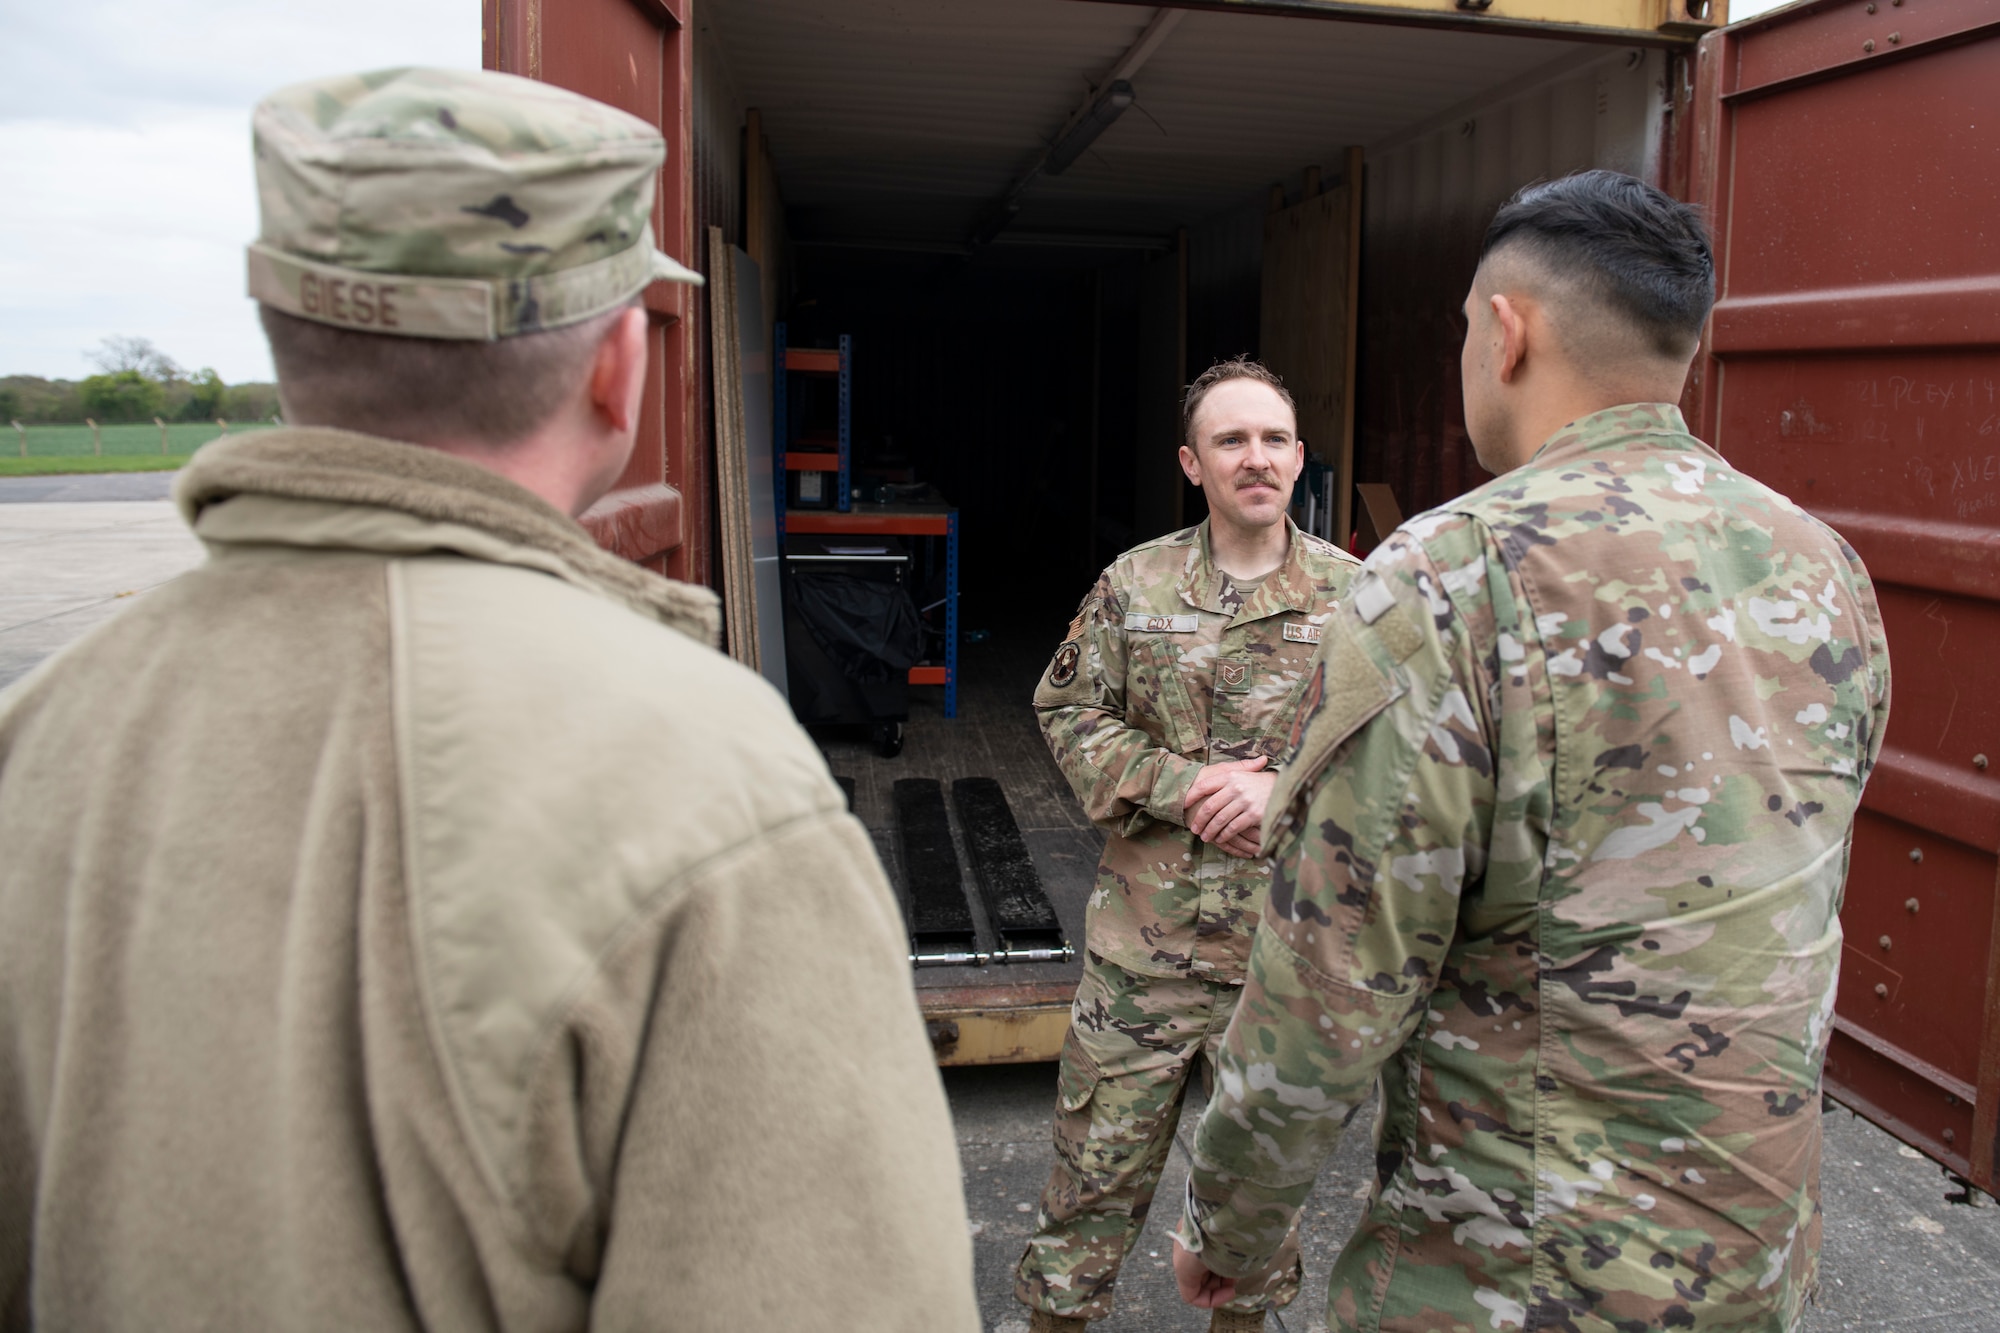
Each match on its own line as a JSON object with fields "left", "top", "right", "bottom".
{"left": 2, "top": 474, "right": 1996, "bottom": 1331}
{"left": 0, "top": 473, "right": 200, "bottom": 691}
{"left": 948, "top": 1066, "right": 2000, "bottom": 1332}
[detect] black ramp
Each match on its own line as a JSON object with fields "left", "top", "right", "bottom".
{"left": 893, "top": 778, "right": 974, "bottom": 944}
{"left": 953, "top": 777, "right": 1067, "bottom": 959}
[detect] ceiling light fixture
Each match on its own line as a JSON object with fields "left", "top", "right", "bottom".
{"left": 1044, "top": 80, "right": 1135, "bottom": 176}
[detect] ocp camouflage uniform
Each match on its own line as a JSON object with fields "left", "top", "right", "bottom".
{"left": 1175, "top": 404, "right": 1891, "bottom": 1332}
{"left": 1018, "top": 517, "right": 1361, "bottom": 1321}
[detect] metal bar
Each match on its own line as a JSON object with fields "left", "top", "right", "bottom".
{"left": 837, "top": 334, "right": 852, "bottom": 513}
{"left": 1976, "top": 856, "right": 2000, "bottom": 1190}
{"left": 1864, "top": 746, "right": 2000, "bottom": 857}
{"left": 1076, "top": 0, "right": 1720, "bottom": 46}
{"left": 785, "top": 511, "right": 951, "bottom": 536}
{"left": 773, "top": 321, "right": 787, "bottom": 539}
{"left": 1709, "top": 277, "right": 2000, "bottom": 355}
{"left": 1824, "top": 1038, "right": 1978, "bottom": 1181}
{"left": 785, "top": 552, "right": 909, "bottom": 564}
{"left": 945, "top": 511, "right": 960, "bottom": 719}
{"left": 1723, "top": 7, "right": 2000, "bottom": 102}
{"left": 992, "top": 945, "right": 1078, "bottom": 965}
{"left": 992, "top": 230, "right": 1176, "bottom": 251}
{"left": 923, "top": 1002, "right": 1072, "bottom": 1066}
{"left": 1833, "top": 1014, "right": 1979, "bottom": 1107}
{"left": 911, "top": 949, "right": 992, "bottom": 968}
{"left": 1808, "top": 509, "right": 2000, "bottom": 605}
{"left": 1104, "top": 7, "right": 1187, "bottom": 86}
{"left": 786, "top": 346, "right": 840, "bottom": 374}
{"left": 796, "top": 239, "right": 969, "bottom": 255}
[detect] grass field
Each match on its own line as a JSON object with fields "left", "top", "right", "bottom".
{"left": 1, "top": 421, "right": 272, "bottom": 476}
{"left": 0, "top": 453, "right": 203, "bottom": 476}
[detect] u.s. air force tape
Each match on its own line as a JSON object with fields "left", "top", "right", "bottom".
{"left": 246, "top": 241, "right": 690, "bottom": 341}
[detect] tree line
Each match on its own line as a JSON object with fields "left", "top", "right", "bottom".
{"left": 1, "top": 336, "right": 280, "bottom": 426}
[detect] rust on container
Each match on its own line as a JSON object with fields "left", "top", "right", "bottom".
{"left": 484, "top": 0, "right": 707, "bottom": 582}
{"left": 1690, "top": 0, "right": 2000, "bottom": 1195}
{"left": 921, "top": 981, "right": 1075, "bottom": 1065}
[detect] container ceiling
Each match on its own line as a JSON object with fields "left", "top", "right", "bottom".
{"left": 704, "top": 0, "right": 1607, "bottom": 248}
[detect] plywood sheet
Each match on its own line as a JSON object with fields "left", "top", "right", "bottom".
{"left": 708, "top": 225, "right": 759, "bottom": 671}
{"left": 1261, "top": 150, "right": 1363, "bottom": 542}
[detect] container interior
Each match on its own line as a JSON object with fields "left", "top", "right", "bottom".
{"left": 700, "top": 0, "right": 1673, "bottom": 640}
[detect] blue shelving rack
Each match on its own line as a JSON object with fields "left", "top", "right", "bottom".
{"left": 774, "top": 323, "right": 958, "bottom": 718}
{"left": 773, "top": 324, "right": 851, "bottom": 515}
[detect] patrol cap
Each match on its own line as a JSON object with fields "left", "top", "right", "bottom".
{"left": 246, "top": 66, "right": 702, "bottom": 342}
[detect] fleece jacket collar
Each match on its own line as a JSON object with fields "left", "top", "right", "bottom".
{"left": 176, "top": 427, "right": 719, "bottom": 646}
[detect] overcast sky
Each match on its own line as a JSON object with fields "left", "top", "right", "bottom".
{"left": 1, "top": 0, "right": 479, "bottom": 384}
{"left": 2, "top": 0, "right": 1795, "bottom": 386}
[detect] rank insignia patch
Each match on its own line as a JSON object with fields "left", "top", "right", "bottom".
{"left": 1217, "top": 661, "right": 1249, "bottom": 690}
{"left": 1049, "top": 641, "right": 1081, "bottom": 687}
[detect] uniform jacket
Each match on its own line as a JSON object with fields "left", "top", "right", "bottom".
{"left": 0, "top": 428, "right": 979, "bottom": 1332}
{"left": 1035, "top": 518, "right": 1361, "bottom": 982}
{"left": 1178, "top": 405, "right": 1891, "bottom": 1332}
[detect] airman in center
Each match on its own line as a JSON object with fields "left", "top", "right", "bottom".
{"left": 1016, "top": 357, "right": 1363, "bottom": 1332}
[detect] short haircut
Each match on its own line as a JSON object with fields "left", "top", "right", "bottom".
{"left": 1181, "top": 357, "right": 1296, "bottom": 449}
{"left": 1479, "top": 170, "right": 1714, "bottom": 359}
{"left": 259, "top": 301, "right": 631, "bottom": 447}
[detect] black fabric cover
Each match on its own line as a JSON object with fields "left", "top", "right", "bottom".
{"left": 791, "top": 570, "right": 922, "bottom": 681}
{"left": 784, "top": 564, "right": 919, "bottom": 726}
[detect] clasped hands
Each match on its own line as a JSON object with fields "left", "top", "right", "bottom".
{"left": 1171, "top": 1239, "right": 1236, "bottom": 1309}
{"left": 1172, "top": 757, "right": 1275, "bottom": 1304}
{"left": 1183, "top": 755, "right": 1276, "bottom": 858}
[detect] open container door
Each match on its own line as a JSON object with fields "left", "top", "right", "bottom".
{"left": 1689, "top": 0, "right": 2000, "bottom": 1196}
{"left": 482, "top": 0, "right": 706, "bottom": 584}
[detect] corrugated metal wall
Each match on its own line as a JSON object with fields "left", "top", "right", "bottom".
{"left": 787, "top": 251, "right": 1100, "bottom": 610}
{"left": 1356, "top": 47, "right": 1671, "bottom": 520}
{"left": 1187, "top": 198, "right": 1265, "bottom": 379}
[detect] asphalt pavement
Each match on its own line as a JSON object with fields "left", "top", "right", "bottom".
{"left": 2, "top": 476, "right": 1996, "bottom": 1331}
{"left": 0, "top": 474, "right": 203, "bottom": 690}
{"left": 949, "top": 1066, "right": 2000, "bottom": 1332}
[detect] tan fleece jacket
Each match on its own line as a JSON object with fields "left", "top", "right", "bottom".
{"left": 0, "top": 429, "right": 978, "bottom": 1332}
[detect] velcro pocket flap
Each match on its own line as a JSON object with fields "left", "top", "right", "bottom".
{"left": 1055, "top": 1026, "right": 1104, "bottom": 1113}
{"left": 1264, "top": 625, "right": 1406, "bottom": 848}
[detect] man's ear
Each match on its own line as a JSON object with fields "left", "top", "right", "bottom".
{"left": 589, "top": 306, "right": 650, "bottom": 434}
{"left": 1492, "top": 293, "right": 1529, "bottom": 385}
{"left": 1178, "top": 443, "right": 1202, "bottom": 487}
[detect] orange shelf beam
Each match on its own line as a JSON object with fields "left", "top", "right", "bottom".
{"left": 785, "top": 509, "right": 952, "bottom": 536}
{"left": 785, "top": 347, "right": 841, "bottom": 374}
{"left": 909, "top": 666, "right": 949, "bottom": 686}
{"left": 785, "top": 452, "right": 840, "bottom": 471}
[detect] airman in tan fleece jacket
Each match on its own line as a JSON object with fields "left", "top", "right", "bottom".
{"left": 0, "top": 66, "right": 977, "bottom": 1333}
{"left": 0, "top": 426, "right": 979, "bottom": 1332}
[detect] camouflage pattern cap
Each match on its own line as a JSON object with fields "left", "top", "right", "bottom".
{"left": 246, "top": 66, "right": 701, "bottom": 342}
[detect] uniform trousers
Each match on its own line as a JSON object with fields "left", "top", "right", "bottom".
{"left": 1015, "top": 952, "right": 1303, "bottom": 1320}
